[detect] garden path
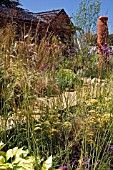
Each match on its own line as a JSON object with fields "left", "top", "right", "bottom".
{"left": 0, "top": 77, "right": 110, "bottom": 130}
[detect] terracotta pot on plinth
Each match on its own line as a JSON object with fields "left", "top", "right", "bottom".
{"left": 97, "top": 16, "right": 109, "bottom": 78}
{"left": 97, "top": 16, "right": 108, "bottom": 48}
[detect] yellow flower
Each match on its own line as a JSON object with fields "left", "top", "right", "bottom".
{"left": 44, "top": 121, "right": 50, "bottom": 126}
{"left": 87, "top": 139, "right": 95, "bottom": 144}
{"left": 51, "top": 128, "right": 58, "bottom": 133}
{"left": 88, "top": 110, "right": 98, "bottom": 115}
{"left": 78, "top": 157, "right": 83, "bottom": 167}
{"left": 86, "top": 99, "right": 98, "bottom": 106}
{"left": 88, "top": 117, "right": 97, "bottom": 124}
{"left": 87, "top": 131, "right": 94, "bottom": 136}
{"left": 105, "top": 97, "right": 111, "bottom": 102}
{"left": 102, "top": 113, "right": 112, "bottom": 121}
{"left": 63, "top": 121, "right": 71, "bottom": 127}
{"left": 34, "top": 127, "right": 42, "bottom": 131}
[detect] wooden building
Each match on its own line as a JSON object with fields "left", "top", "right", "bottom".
{"left": 0, "top": 7, "right": 75, "bottom": 43}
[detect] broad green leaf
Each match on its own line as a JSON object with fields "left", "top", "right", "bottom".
{"left": 0, "top": 151, "right": 6, "bottom": 157}
{"left": 0, "top": 142, "right": 5, "bottom": 151}
{"left": 0, "top": 163, "right": 10, "bottom": 169}
{"left": 18, "top": 160, "right": 34, "bottom": 170}
{"left": 12, "top": 147, "right": 18, "bottom": 156}
{"left": 13, "top": 157, "right": 35, "bottom": 169}
{"left": 15, "top": 148, "right": 29, "bottom": 158}
{"left": 9, "top": 163, "right": 13, "bottom": 169}
{"left": 36, "top": 155, "right": 42, "bottom": 164}
{"left": 6, "top": 147, "right": 18, "bottom": 161}
{"left": 6, "top": 149, "right": 13, "bottom": 161}
{"left": 0, "top": 165, "right": 8, "bottom": 170}
{"left": 0, "top": 156, "right": 5, "bottom": 163}
{"left": 15, "top": 168, "right": 25, "bottom": 170}
{"left": 26, "top": 156, "right": 35, "bottom": 162}
{"left": 42, "top": 155, "right": 52, "bottom": 170}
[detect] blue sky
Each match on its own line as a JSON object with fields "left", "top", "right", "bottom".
{"left": 19, "top": 0, "right": 113, "bottom": 34}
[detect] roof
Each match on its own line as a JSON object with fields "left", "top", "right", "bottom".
{"left": 33, "top": 9, "right": 64, "bottom": 22}
{"left": 0, "top": 7, "right": 66, "bottom": 23}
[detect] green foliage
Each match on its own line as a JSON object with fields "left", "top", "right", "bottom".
{"left": 73, "top": 0, "right": 101, "bottom": 70}
{"left": 56, "top": 69, "right": 76, "bottom": 91}
{"left": 0, "top": 0, "right": 20, "bottom": 8}
{"left": 0, "top": 141, "right": 53, "bottom": 170}
{"left": 109, "top": 34, "right": 113, "bottom": 46}
{"left": 1, "top": 18, "right": 113, "bottom": 170}
{"left": 74, "top": 0, "right": 101, "bottom": 34}
{"left": 41, "top": 155, "right": 52, "bottom": 170}
{"left": 0, "top": 141, "right": 36, "bottom": 169}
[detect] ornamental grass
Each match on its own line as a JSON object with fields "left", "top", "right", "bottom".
{"left": 0, "top": 24, "right": 113, "bottom": 170}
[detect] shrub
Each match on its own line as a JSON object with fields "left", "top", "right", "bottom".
{"left": 56, "top": 69, "right": 77, "bottom": 92}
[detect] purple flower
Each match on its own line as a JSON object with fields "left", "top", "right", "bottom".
{"left": 61, "top": 46, "right": 64, "bottom": 49}
{"left": 72, "top": 162, "right": 77, "bottom": 167}
{"left": 21, "top": 43, "right": 25, "bottom": 47}
{"left": 73, "top": 153, "right": 80, "bottom": 158}
{"left": 84, "top": 158, "right": 90, "bottom": 161}
{"left": 111, "top": 163, "right": 113, "bottom": 167}
{"left": 68, "top": 56, "right": 72, "bottom": 59}
{"left": 59, "top": 164, "right": 70, "bottom": 169}
{"left": 59, "top": 53, "right": 63, "bottom": 57}
{"left": 82, "top": 161, "right": 88, "bottom": 166}
{"left": 96, "top": 160, "right": 100, "bottom": 165}
{"left": 101, "top": 45, "right": 109, "bottom": 52}
{"left": 103, "top": 151, "right": 107, "bottom": 155}
{"left": 40, "top": 63, "right": 47, "bottom": 70}
{"left": 57, "top": 45, "right": 62, "bottom": 50}
{"left": 67, "top": 49, "right": 70, "bottom": 53}
{"left": 29, "top": 47, "right": 33, "bottom": 52}
{"left": 105, "top": 144, "right": 108, "bottom": 148}
{"left": 110, "top": 146, "right": 113, "bottom": 153}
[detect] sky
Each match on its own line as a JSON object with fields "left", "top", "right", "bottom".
{"left": 19, "top": 0, "right": 113, "bottom": 34}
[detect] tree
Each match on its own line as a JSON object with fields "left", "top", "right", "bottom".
{"left": 0, "top": 0, "right": 20, "bottom": 8}
{"left": 73, "top": 0, "right": 101, "bottom": 47}
{"left": 73, "top": 0, "right": 101, "bottom": 70}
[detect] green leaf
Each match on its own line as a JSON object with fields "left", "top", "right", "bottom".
{"left": 42, "top": 155, "right": 52, "bottom": 170}
{"left": 6, "top": 147, "right": 18, "bottom": 161}
{"left": 15, "top": 148, "right": 29, "bottom": 158}
{"left": 36, "top": 156, "right": 42, "bottom": 164}
{"left": 16, "top": 158, "right": 34, "bottom": 169}
{"left": 0, "top": 142, "right": 5, "bottom": 151}
{"left": 13, "top": 156, "right": 35, "bottom": 170}
{"left": 13, "top": 147, "right": 18, "bottom": 156}
{"left": 0, "top": 156, "right": 5, "bottom": 163}
{"left": 0, "top": 163, "right": 10, "bottom": 169}
{"left": 12, "top": 157, "right": 22, "bottom": 164}
{"left": 26, "top": 156, "right": 35, "bottom": 162}
{"left": 6, "top": 149, "right": 13, "bottom": 161}
{"left": 0, "top": 151, "right": 6, "bottom": 157}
